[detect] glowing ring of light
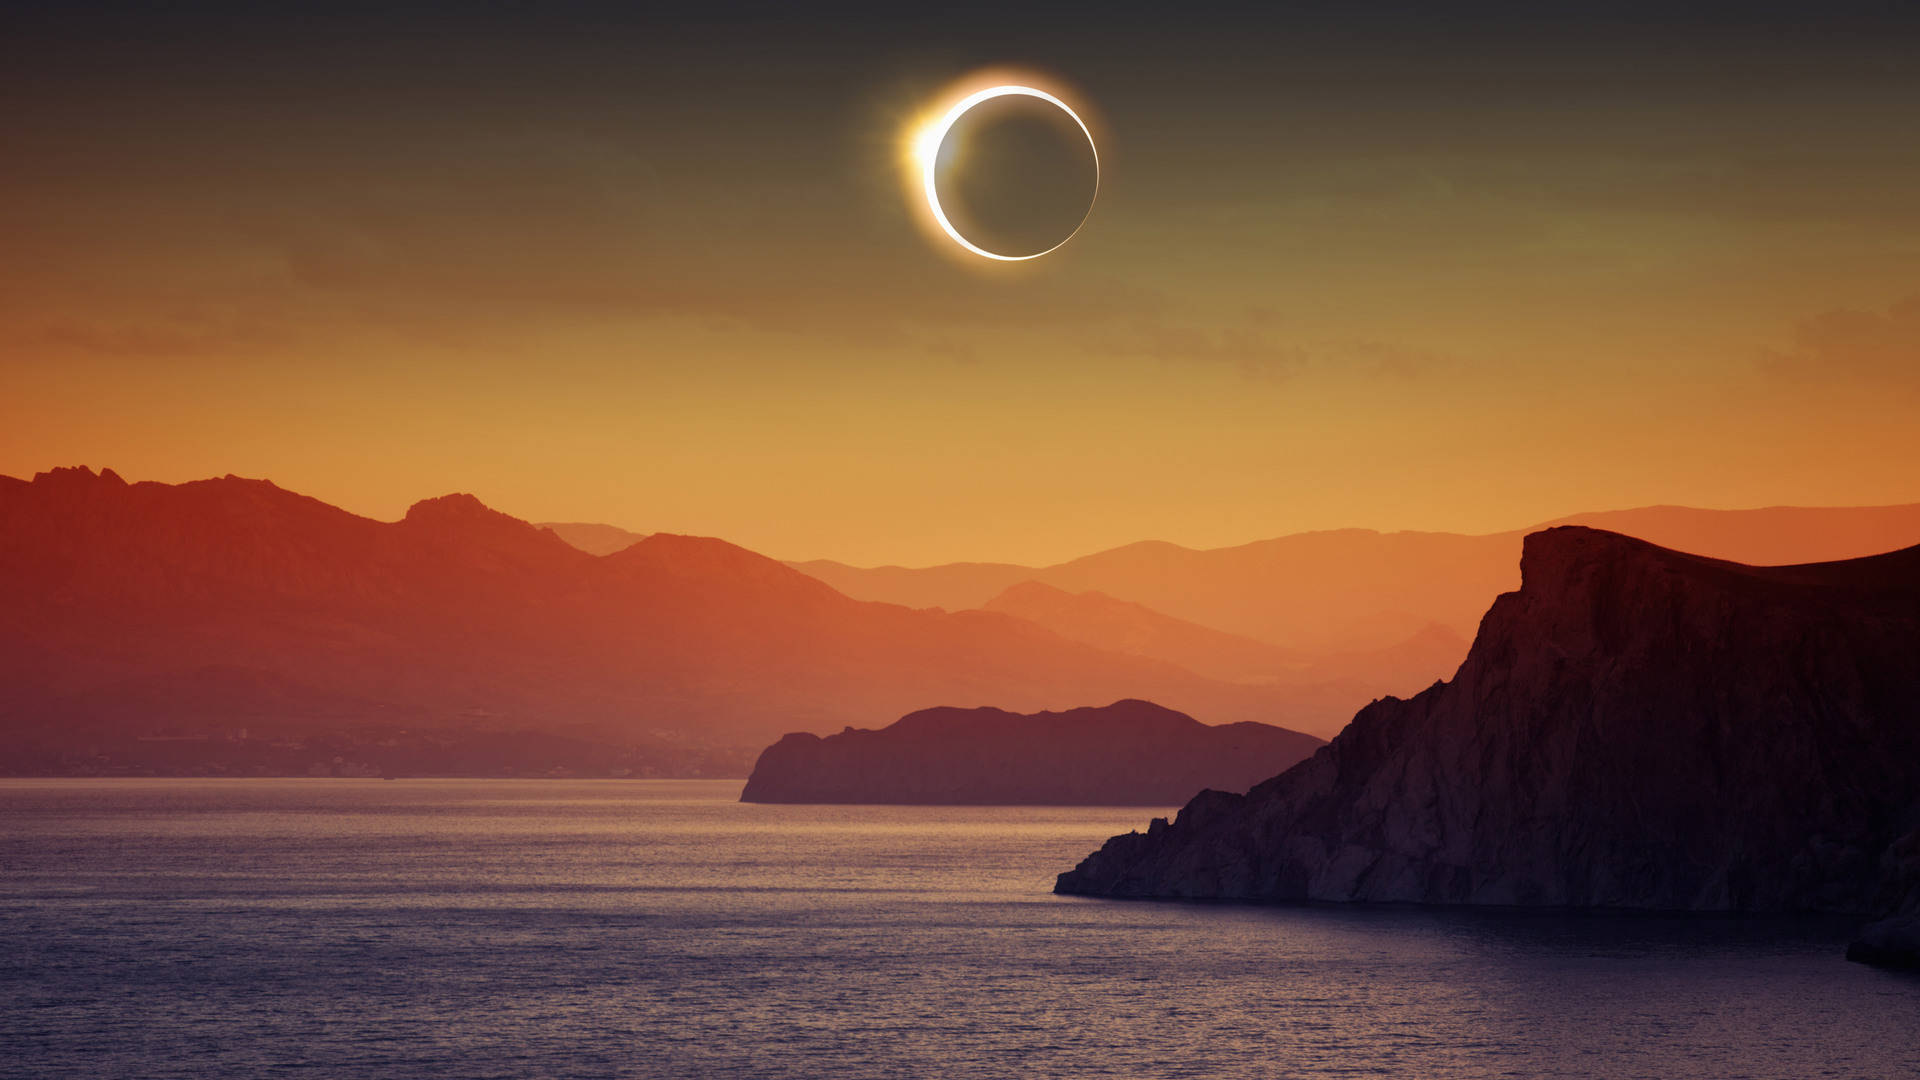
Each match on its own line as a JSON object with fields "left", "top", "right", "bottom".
{"left": 917, "top": 84, "right": 1099, "bottom": 262}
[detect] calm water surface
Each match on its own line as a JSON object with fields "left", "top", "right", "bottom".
{"left": 2, "top": 779, "right": 1916, "bottom": 1079}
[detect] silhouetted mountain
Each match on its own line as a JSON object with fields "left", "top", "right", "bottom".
{"left": 741, "top": 699, "right": 1323, "bottom": 805}
{"left": 1301, "top": 621, "right": 1470, "bottom": 696}
{"left": 1056, "top": 529, "right": 1920, "bottom": 964}
{"left": 539, "top": 521, "right": 650, "bottom": 556}
{"left": 786, "top": 558, "right": 1034, "bottom": 612}
{"left": 792, "top": 504, "right": 1920, "bottom": 678}
{"left": 0, "top": 467, "right": 1307, "bottom": 773}
{"left": 1546, "top": 504, "right": 1920, "bottom": 567}
{"left": 981, "top": 580, "right": 1467, "bottom": 710}
{"left": 981, "top": 580, "right": 1307, "bottom": 683}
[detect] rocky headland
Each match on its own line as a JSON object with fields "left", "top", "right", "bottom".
{"left": 1055, "top": 527, "right": 1920, "bottom": 969}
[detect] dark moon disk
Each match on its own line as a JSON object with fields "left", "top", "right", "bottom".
{"left": 932, "top": 94, "right": 1098, "bottom": 259}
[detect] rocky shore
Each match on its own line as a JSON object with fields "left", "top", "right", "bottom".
{"left": 1057, "top": 528, "right": 1920, "bottom": 967}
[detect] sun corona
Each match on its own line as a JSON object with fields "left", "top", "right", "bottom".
{"left": 914, "top": 84, "right": 1099, "bottom": 262}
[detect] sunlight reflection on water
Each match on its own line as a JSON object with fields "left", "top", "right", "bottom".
{"left": 2, "top": 779, "right": 1916, "bottom": 1079}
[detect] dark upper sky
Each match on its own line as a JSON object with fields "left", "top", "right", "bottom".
{"left": 5, "top": 2, "right": 1920, "bottom": 563}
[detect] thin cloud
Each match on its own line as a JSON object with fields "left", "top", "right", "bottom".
{"left": 1113, "top": 322, "right": 1312, "bottom": 382}
{"left": 1332, "top": 340, "right": 1455, "bottom": 380}
{"left": 1760, "top": 294, "right": 1920, "bottom": 385}
{"left": 1099, "top": 317, "right": 1453, "bottom": 383}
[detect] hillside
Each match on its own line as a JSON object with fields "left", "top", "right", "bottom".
{"left": 538, "top": 521, "right": 650, "bottom": 556}
{"left": 0, "top": 467, "right": 1305, "bottom": 772}
{"left": 791, "top": 504, "right": 1920, "bottom": 659}
{"left": 741, "top": 699, "right": 1324, "bottom": 805}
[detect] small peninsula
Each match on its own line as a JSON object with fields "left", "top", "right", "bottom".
{"left": 741, "top": 699, "right": 1324, "bottom": 806}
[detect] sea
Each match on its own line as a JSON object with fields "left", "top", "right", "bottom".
{"left": 2, "top": 779, "right": 1915, "bottom": 1079}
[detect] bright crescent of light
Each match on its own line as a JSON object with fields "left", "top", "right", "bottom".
{"left": 918, "top": 84, "right": 1099, "bottom": 262}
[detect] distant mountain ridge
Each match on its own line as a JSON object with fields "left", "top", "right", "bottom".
{"left": 981, "top": 580, "right": 1466, "bottom": 704}
{"left": 783, "top": 559, "right": 1035, "bottom": 614}
{"left": 1054, "top": 528, "right": 1920, "bottom": 964}
{"left": 741, "top": 699, "right": 1324, "bottom": 805}
{"left": 981, "top": 580, "right": 1308, "bottom": 683}
{"left": 537, "top": 521, "right": 650, "bottom": 556}
{"left": 0, "top": 467, "right": 1321, "bottom": 773}
{"left": 787, "top": 502, "right": 1920, "bottom": 695}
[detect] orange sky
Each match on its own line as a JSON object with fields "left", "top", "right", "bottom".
{"left": 4, "top": 6, "right": 1918, "bottom": 565}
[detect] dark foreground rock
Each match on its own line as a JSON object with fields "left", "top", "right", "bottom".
{"left": 1848, "top": 828, "right": 1920, "bottom": 970}
{"left": 1847, "top": 915, "right": 1920, "bottom": 970}
{"left": 741, "top": 699, "right": 1323, "bottom": 805}
{"left": 1056, "top": 528, "right": 1920, "bottom": 963}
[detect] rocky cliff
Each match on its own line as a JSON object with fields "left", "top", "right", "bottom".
{"left": 1847, "top": 827, "right": 1920, "bottom": 969}
{"left": 741, "top": 699, "right": 1324, "bottom": 805}
{"left": 1056, "top": 529, "right": 1920, "bottom": 960}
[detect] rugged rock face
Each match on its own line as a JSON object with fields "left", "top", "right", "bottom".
{"left": 1057, "top": 529, "right": 1920, "bottom": 932}
{"left": 1847, "top": 828, "right": 1920, "bottom": 969}
{"left": 741, "top": 699, "right": 1324, "bottom": 805}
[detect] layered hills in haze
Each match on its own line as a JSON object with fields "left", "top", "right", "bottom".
{"left": 981, "top": 580, "right": 1465, "bottom": 707}
{"left": 0, "top": 467, "right": 1306, "bottom": 775}
{"left": 1055, "top": 529, "right": 1920, "bottom": 966}
{"left": 535, "top": 521, "right": 649, "bottom": 556}
{"left": 777, "top": 502, "right": 1920, "bottom": 736}
{"left": 741, "top": 700, "right": 1324, "bottom": 805}
{"left": 14, "top": 468, "right": 1920, "bottom": 781}
{"left": 790, "top": 503, "right": 1920, "bottom": 671}
{"left": 981, "top": 581, "right": 1307, "bottom": 683}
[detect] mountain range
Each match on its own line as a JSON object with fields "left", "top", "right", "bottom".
{"left": 8, "top": 466, "right": 1920, "bottom": 777}
{"left": 0, "top": 467, "right": 1305, "bottom": 773}
{"left": 556, "top": 501, "right": 1920, "bottom": 732}
{"left": 790, "top": 503, "right": 1920, "bottom": 660}
{"left": 979, "top": 580, "right": 1467, "bottom": 709}
{"left": 536, "top": 521, "right": 650, "bottom": 556}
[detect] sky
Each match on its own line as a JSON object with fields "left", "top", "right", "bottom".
{"left": 4, "top": 2, "right": 1920, "bottom": 566}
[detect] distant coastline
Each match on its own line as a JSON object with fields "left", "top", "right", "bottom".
{"left": 1, "top": 729, "right": 755, "bottom": 781}
{"left": 742, "top": 700, "right": 1322, "bottom": 805}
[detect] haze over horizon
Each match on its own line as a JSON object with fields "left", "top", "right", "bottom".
{"left": 10, "top": 463, "right": 1919, "bottom": 763}
{"left": 16, "top": 462, "right": 1920, "bottom": 569}
{"left": 7, "top": 2, "right": 1920, "bottom": 566}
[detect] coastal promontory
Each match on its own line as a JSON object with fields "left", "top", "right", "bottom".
{"left": 741, "top": 699, "right": 1323, "bottom": 805}
{"left": 1056, "top": 528, "right": 1920, "bottom": 966}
